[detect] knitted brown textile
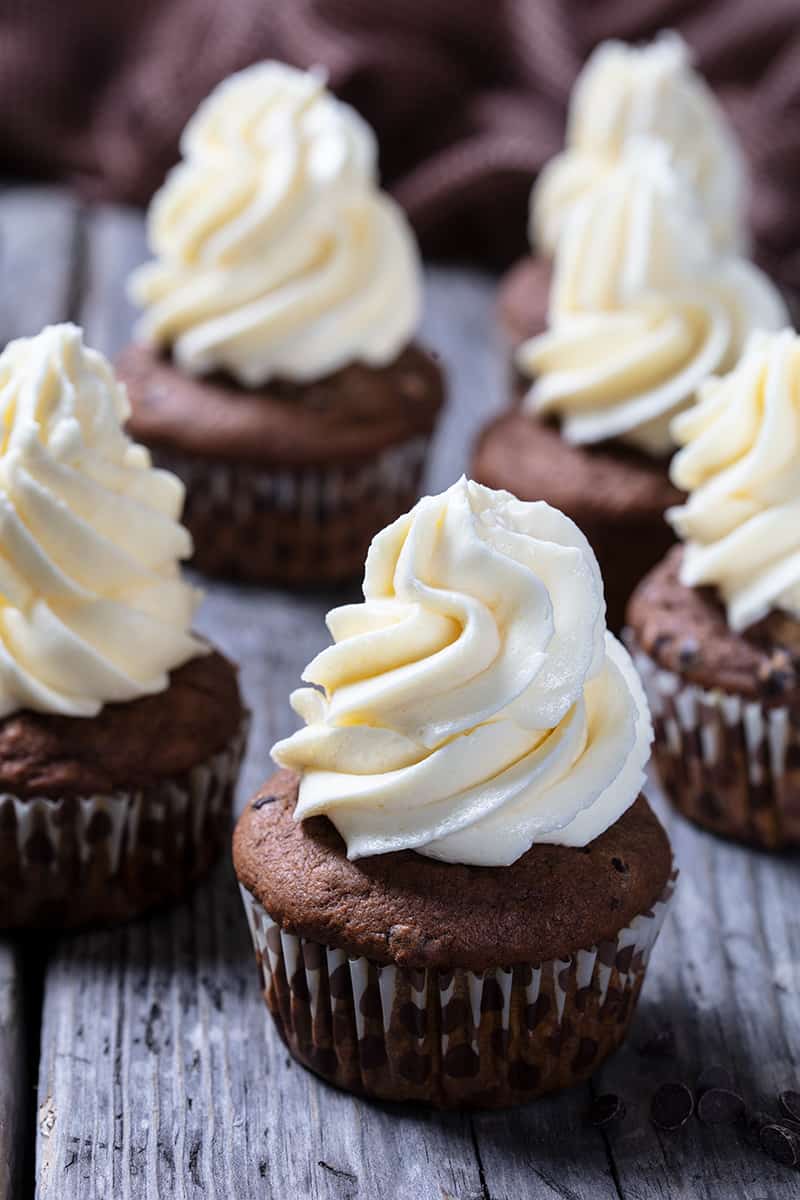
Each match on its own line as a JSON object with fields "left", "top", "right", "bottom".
{"left": 1, "top": 1, "right": 800, "bottom": 286}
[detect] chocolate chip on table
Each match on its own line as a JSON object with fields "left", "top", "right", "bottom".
{"left": 651, "top": 1082, "right": 695, "bottom": 1131}
{"left": 586, "top": 1094, "right": 626, "bottom": 1127}
{"left": 696, "top": 1065, "right": 734, "bottom": 1096}
{"left": 678, "top": 637, "right": 701, "bottom": 667}
{"left": 742, "top": 1109, "right": 774, "bottom": 1148}
{"left": 760, "top": 1123, "right": 800, "bottom": 1168}
{"left": 638, "top": 1028, "right": 676, "bottom": 1059}
{"left": 697, "top": 1088, "right": 745, "bottom": 1126}
{"left": 779, "top": 1090, "right": 800, "bottom": 1124}
{"left": 252, "top": 794, "right": 278, "bottom": 810}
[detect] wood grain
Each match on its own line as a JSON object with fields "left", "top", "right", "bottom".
{"left": 0, "top": 943, "right": 26, "bottom": 1199}
{"left": 0, "top": 192, "right": 795, "bottom": 1199}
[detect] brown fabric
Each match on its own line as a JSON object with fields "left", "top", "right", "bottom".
{"left": 233, "top": 769, "right": 673, "bottom": 972}
{"left": 2, "top": 3, "right": 800, "bottom": 287}
{"left": 118, "top": 342, "right": 444, "bottom": 467}
{"left": 0, "top": 649, "right": 244, "bottom": 798}
{"left": 627, "top": 545, "right": 800, "bottom": 702}
{"left": 471, "top": 408, "right": 681, "bottom": 631}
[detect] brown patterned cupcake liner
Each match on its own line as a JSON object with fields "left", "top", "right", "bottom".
{"left": 238, "top": 869, "right": 677, "bottom": 1109}
{"left": 631, "top": 641, "right": 800, "bottom": 849}
{"left": 151, "top": 435, "right": 431, "bottom": 585}
{"left": 0, "top": 724, "right": 248, "bottom": 929}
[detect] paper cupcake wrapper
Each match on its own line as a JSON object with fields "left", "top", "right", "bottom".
{"left": 0, "top": 724, "right": 248, "bottom": 929}
{"left": 152, "top": 434, "right": 431, "bottom": 585}
{"left": 632, "top": 642, "right": 800, "bottom": 848}
{"left": 238, "top": 869, "right": 676, "bottom": 1109}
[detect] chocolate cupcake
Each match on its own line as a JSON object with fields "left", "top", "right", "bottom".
{"left": 0, "top": 325, "right": 247, "bottom": 928}
{"left": 627, "top": 329, "right": 800, "bottom": 849}
{"left": 475, "top": 139, "right": 787, "bottom": 630}
{"left": 498, "top": 32, "right": 748, "bottom": 352}
{"left": 120, "top": 63, "right": 444, "bottom": 585}
{"left": 234, "top": 478, "right": 675, "bottom": 1108}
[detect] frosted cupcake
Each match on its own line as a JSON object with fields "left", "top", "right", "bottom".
{"left": 474, "top": 141, "right": 788, "bottom": 629}
{"left": 498, "top": 32, "right": 747, "bottom": 348}
{"left": 119, "top": 63, "right": 444, "bottom": 585}
{"left": 234, "top": 478, "right": 675, "bottom": 1108}
{"left": 0, "top": 325, "right": 247, "bottom": 928}
{"left": 628, "top": 329, "right": 800, "bottom": 849}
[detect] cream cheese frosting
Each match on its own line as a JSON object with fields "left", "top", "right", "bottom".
{"left": 667, "top": 328, "right": 800, "bottom": 632}
{"left": 129, "top": 62, "right": 422, "bottom": 387}
{"left": 0, "top": 324, "right": 204, "bottom": 718}
{"left": 273, "top": 478, "right": 652, "bottom": 866}
{"left": 532, "top": 32, "right": 747, "bottom": 258}
{"left": 518, "top": 141, "right": 788, "bottom": 454}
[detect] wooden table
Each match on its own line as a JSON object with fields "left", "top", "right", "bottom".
{"left": 0, "top": 185, "right": 798, "bottom": 1200}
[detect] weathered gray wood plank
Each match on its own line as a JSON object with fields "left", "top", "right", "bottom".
{"left": 591, "top": 784, "right": 800, "bottom": 1200}
{"left": 0, "top": 185, "right": 80, "bottom": 342}
{"left": 0, "top": 185, "right": 81, "bottom": 1200}
{"left": 0, "top": 943, "right": 26, "bottom": 1200}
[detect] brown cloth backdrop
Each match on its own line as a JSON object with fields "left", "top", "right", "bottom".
{"left": 1, "top": 0, "right": 800, "bottom": 289}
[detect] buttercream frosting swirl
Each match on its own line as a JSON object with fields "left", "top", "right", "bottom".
{"left": 129, "top": 62, "right": 422, "bottom": 386}
{"left": 532, "top": 32, "right": 747, "bottom": 257}
{"left": 0, "top": 324, "right": 203, "bottom": 718}
{"left": 273, "top": 478, "right": 652, "bottom": 866}
{"left": 667, "top": 328, "right": 800, "bottom": 632}
{"left": 518, "top": 141, "right": 788, "bottom": 454}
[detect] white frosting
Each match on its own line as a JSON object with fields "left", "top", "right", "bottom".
{"left": 518, "top": 142, "right": 788, "bottom": 454}
{"left": 532, "top": 32, "right": 747, "bottom": 257}
{"left": 273, "top": 478, "right": 652, "bottom": 866}
{"left": 668, "top": 328, "right": 800, "bottom": 632}
{"left": 0, "top": 324, "right": 204, "bottom": 718}
{"left": 129, "top": 62, "right": 422, "bottom": 386}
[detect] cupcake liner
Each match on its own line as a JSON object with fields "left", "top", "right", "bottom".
{"left": 152, "top": 434, "right": 431, "bottom": 585}
{"left": 238, "top": 869, "right": 676, "bottom": 1109}
{"left": 631, "top": 642, "right": 800, "bottom": 848}
{"left": 0, "top": 723, "right": 248, "bottom": 929}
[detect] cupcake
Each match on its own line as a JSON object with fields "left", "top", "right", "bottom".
{"left": 118, "top": 63, "right": 444, "bottom": 586}
{"left": 474, "top": 140, "right": 788, "bottom": 630}
{"left": 628, "top": 328, "right": 800, "bottom": 849}
{"left": 498, "top": 32, "right": 747, "bottom": 350}
{"left": 234, "top": 478, "right": 675, "bottom": 1108}
{"left": 0, "top": 325, "right": 247, "bottom": 928}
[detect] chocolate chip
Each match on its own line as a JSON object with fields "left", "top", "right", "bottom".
{"left": 763, "top": 668, "right": 793, "bottom": 697}
{"left": 611, "top": 857, "right": 629, "bottom": 874}
{"left": 696, "top": 1065, "right": 734, "bottom": 1096}
{"left": 742, "top": 1109, "right": 774, "bottom": 1147}
{"left": 779, "top": 1090, "right": 800, "bottom": 1124}
{"left": 697, "top": 1088, "right": 745, "bottom": 1126}
{"left": 679, "top": 638, "right": 701, "bottom": 667}
{"left": 651, "top": 1082, "right": 694, "bottom": 1130}
{"left": 652, "top": 633, "right": 673, "bottom": 657}
{"left": 252, "top": 794, "right": 278, "bottom": 810}
{"left": 760, "top": 1123, "right": 799, "bottom": 1167}
{"left": 638, "top": 1028, "right": 676, "bottom": 1059}
{"left": 586, "top": 1094, "right": 626, "bottom": 1127}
